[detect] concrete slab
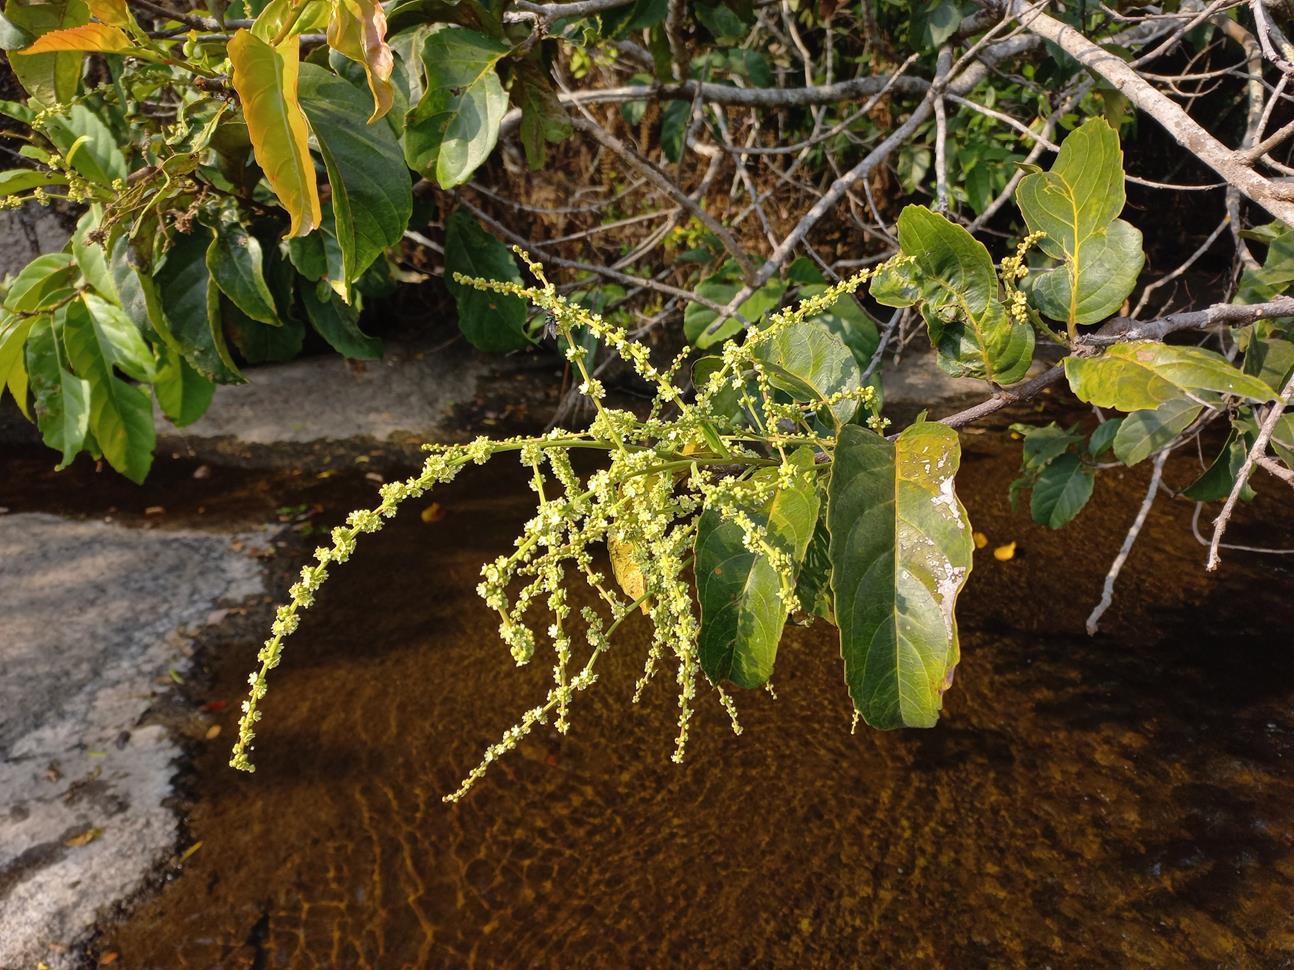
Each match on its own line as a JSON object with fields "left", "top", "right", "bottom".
{"left": 0, "top": 514, "right": 272, "bottom": 970}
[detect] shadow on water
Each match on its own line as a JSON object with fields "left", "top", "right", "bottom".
{"left": 11, "top": 426, "right": 1293, "bottom": 968}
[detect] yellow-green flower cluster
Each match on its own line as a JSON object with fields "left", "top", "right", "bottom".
{"left": 237, "top": 251, "right": 899, "bottom": 799}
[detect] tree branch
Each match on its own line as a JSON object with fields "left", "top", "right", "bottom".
{"left": 1005, "top": 0, "right": 1294, "bottom": 226}
{"left": 1207, "top": 370, "right": 1294, "bottom": 570}
{"left": 1083, "top": 296, "right": 1294, "bottom": 345}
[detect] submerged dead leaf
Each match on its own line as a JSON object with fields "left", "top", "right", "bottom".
{"left": 420, "top": 502, "right": 444, "bottom": 524}
{"left": 993, "top": 541, "right": 1017, "bottom": 561}
{"left": 973, "top": 531, "right": 989, "bottom": 550}
{"left": 205, "top": 724, "right": 221, "bottom": 740}
{"left": 64, "top": 827, "right": 102, "bottom": 847}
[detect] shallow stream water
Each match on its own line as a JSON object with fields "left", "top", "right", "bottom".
{"left": 9, "top": 423, "right": 1294, "bottom": 968}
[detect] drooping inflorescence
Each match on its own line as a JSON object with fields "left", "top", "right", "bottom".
{"left": 232, "top": 252, "right": 888, "bottom": 799}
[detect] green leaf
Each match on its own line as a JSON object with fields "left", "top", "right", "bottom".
{"left": 442, "top": 208, "right": 528, "bottom": 352}
{"left": 80, "top": 291, "right": 157, "bottom": 384}
{"left": 109, "top": 233, "right": 173, "bottom": 349}
{"left": 3, "top": 253, "right": 77, "bottom": 312}
{"left": 1010, "top": 421, "right": 1081, "bottom": 470}
{"left": 1029, "top": 452, "right": 1094, "bottom": 528}
{"left": 42, "top": 103, "right": 127, "bottom": 187}
{"left": 25, "top": 313, "right": 89, "bottom": 466}
{"left": 228, "top": 30, "right": 322, "bottom": 237}
{"left": 827, "top": 421, "right": 973, "bottom": 729}
{"left": 1242, "top": 327, "right": 1294, "bottom": 390}
{"left": 512, "top": 56, "right": 572, "bottom": 169}
{"left": 793, "top": 514, "right": 833, "bottom": 623}
{"left": 1065, "top": 341, "right": 1277, "bottom": 411}
{"left": 0, "top": 312, "right": 36, "bottom": 417}
{"left": 696, "top": 449, "right": 819, "bottom": 688}
{"left": 0, "top": 168, "right": 65, "bottom": 195}
{"left": 405, "top": 27, "right": 508, "bottom": 188}
{"left": 62, "top": 297, "right": 154, "bottom": 482}
{"left": 753, "top": 321, "right": 861, "bottom": 427}
{"left": 879, "top": 205, "right": 1034, "bottom": 384}
{"left": 1088, "top": 417, "right": 1122, "bottom": 456}
{"left": 1183, "top": 431, "right": 1255, "bottom": 502}
{"left": 154, "top": 345, "right": 215, "bottom": 427}
{"left": 3, "top": 0, "right": 88, "bottom": 105}
{"left": 206, "top": 220, "right": 280, "bottom": 325}
{"left": 1015, "top": 118, "right": 1144, "bottom": 327}
{"left": 799, "top": 283, "right": 880, "bottom": 371}
{"left": 225, "top": 298, "right": 305, "bottom": 363}
{"left": 297, "top": 64, "right": 412, "bottom": 283}
{"left": 71, "top": 208, "right": 115, "bottom": 301}
{"left": 154, "top": 228, "right": 245, "bottom": 384}
{"left": 1238, "top": 408, "right": 1294, "bottom": 469}
{"left": 684, "top": 267, "right": 785, "bottom": 348}
{"left": 1111, "top": 397, "right": 1202, "bottom": 466}
{"left": 300, "top": 283, "right": 382, "bottom": 358}
{"left": 911, "top": 0, "right": 971, "bottom": 47}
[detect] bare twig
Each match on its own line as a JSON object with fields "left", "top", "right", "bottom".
{"left": 1086, "top": 448, "right": 1169, "bottom": 635}
{"left": 938, "top": 364, "right": 1067, "bottom": 429}
{"left": 1207, "top": 370, "right": 1294, "bottom": 569}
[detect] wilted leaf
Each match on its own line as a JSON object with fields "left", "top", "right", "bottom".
{"left": 827, "top": 421, "right": 973, "bottom": 728}
{"left": 326, "top": 0, "right": 394, "bottom": 122}
{"left": 63, "top": 826, "right": 101, "bottom": 847}
{"left": 608, "top": 536, "right": 647, "bottom": 602}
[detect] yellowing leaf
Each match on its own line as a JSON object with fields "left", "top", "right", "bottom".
{"left": 228, "top": 29, "right": 322, "bottom": 237}
{"left": 19, "top": 22, "right": 130, "bottom": 52}
{"left": 87, "top": 0, "right": 133, "bottom": 27}
{"left": 608, "top": 536, "right": 649, "bottom": 612}
{"left": 326, "top": 0, "right": 394, "bottom": 122}
{"left": 64, "top": 826, "right": 102, "bottom": 847}
{"left": 973, "top": 530, "right": 988, "bottom": 549}
{"left": 993, "top": 541, "right": 1016, "bottom": 561}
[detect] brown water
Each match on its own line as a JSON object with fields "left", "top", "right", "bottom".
{"left": 10, "top": 428, "right": 1294, "bottom": 968}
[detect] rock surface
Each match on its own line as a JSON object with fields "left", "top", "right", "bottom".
{"left": 0, "top": 514, "right": 271, "bottom": 970}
